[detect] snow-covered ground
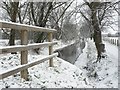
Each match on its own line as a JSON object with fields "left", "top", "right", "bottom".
{"left": 75, "top": 39, "right": 118, "bottom": 88}
{"left": 0, "top": 39, "right": 118, "bottom": 88}
{"left": 0, "top": 39, "right": 92, "bottom": 89}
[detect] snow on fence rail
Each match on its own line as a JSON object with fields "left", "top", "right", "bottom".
{"left": 0, "top": 20, "right": 56, "bottom": 32}
{"left": 0, "top": 21, "right": 58, "bottom": 80}
{"left": 103, "top": 37, "right": 119, "bottom": 46}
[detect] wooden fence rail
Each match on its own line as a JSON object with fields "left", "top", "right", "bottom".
{"left": 0, "top": 21, "right": 58, "bottom": 80}
{"left": 0, "top": 42, "right": 57, "bottom": 54}
{"left": 0, "top": 21, "right": 56, "bottom": 32}
{"left": 0, "top": 53, "right": 58, "bottom": 79}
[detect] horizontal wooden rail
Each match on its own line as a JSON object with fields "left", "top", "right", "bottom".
{"left": 0, "top": 42, "right": 57, "bottom": 54}
{"left": 0, "top": 21, "right": 56, "bottom": 32}
{"left": 0, "top": 53, "right": 58, "bottom": 79}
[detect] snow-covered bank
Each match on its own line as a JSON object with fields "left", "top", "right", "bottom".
{"left": 0, "top": 39, "right": 92, "bottom": 89}
{"left": 75, "top": 40, "right": 118, "bottom": 88}
{"left": 0, "top": 54, "right": 91, "bottom": 89}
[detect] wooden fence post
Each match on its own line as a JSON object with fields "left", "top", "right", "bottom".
{"left": 115, "top": 39, "right": 117, "bottom": 46}
{"left": 115, "top": 39, "right": 116, "bottom": 45}
{"left": 21, "top": 30, "right": 28, "bottom": 80}
{"left": 111, "top": 39, "right": 113, "bottom": 44}
{"left": 48, "top": 32, "right": 53, "bottom": 67}
{"left": 117, "top": 40, "right": 119, "bottom": 46}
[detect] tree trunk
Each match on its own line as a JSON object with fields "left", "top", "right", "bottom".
{"left": 9, "top": 29, "right": 16, "bottom": 46}
{"left": 8, "top": 2, "right": 19, "bottom": 54}
{"left": 91, "top": 2, "right": 103, "bottom": 59}
{"left": 93, "top": 30, "right": 102, "bottom": 59}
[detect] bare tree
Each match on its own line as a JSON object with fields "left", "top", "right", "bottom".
{"left": 75, "top": 0, "right": 119, "bottom": 60}
{"left": 2, "top": 1, "right": 19, "bottom": 54}
{"left": 28, "top": 1, "right": 74, "bottom": 53}
{"left": 49, "top": 1, "right": 74, "bottom": 40}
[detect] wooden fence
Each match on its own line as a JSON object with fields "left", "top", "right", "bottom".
{"left": 103, "top": 37, "right": 119, "bottom": 46}
{"left": 0, "top": 21, "right": 58, "bottom": 80}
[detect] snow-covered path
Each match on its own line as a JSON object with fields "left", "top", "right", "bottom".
{"left": 75, "top": 40, "right": 118, "bottom": 88}
{"left": 104, "top": 41, "right": 118, "bottom": 61}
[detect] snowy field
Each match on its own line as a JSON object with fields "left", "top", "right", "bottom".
{"left": 0, "top": 39, "right": 91, "bottom": 89}
{"left": 75, "top": 40, "right": 118, "bottom": 88}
